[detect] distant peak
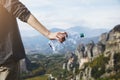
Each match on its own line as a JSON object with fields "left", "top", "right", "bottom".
{"left": 113, "top": 24, "right": 120, "bottom": 32}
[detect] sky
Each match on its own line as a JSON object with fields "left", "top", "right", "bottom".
{"left": 18, "top": 0, "right": 120, "bottom": 33}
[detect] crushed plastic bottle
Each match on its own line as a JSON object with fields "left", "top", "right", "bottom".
{"left": 48, "top": 32, "right": 85, "bottom": 54}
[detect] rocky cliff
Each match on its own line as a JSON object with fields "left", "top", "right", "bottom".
{"left": 22, "top": 25, "right": 120, "bottom": 80}
{"left": 63, "top": 25, "right": 120, "bottom": 80}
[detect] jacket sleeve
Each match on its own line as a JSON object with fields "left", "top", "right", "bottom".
{"left": 0, "top": 0, "right": 31, "bottom": 22}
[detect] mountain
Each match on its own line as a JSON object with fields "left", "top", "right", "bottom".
{"left": 50, "top": 28, "right": 65, "bottom": 32}
{"left": 21, "top": 26, "right": 108, "bottom": 54}
{"left": 20, "top": 25, "right": 120, "bottom": 80}
{"left": 67, "top": 26, "right": 108, "bottom": 37}
{"left": 61, "top": 25, "right": 120, "bottom": 80}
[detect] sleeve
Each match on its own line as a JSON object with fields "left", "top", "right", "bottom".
{"left": 0, "top": 0, "right": 31, "bottom": 22}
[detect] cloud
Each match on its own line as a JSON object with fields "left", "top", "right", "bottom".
{"left": 19, "top": 0, "right": 120, "bottom": 31}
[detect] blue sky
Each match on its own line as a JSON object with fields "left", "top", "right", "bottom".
{"left": 18, "top": 0, "right": 120, "bottom": 33}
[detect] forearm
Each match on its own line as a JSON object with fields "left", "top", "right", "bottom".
{"left": 27, "top": 14, "right": 51, "bottom": 38}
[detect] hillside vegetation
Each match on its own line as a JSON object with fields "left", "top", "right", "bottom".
{"left": 22, "top": 25, "right": 120, "bottom": 80}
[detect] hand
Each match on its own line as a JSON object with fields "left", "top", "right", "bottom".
{"left": 48, "top": 32, "right": 68, "bottom": 43}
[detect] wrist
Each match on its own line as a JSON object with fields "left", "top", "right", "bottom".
{"left": 46, "top": 31, "right": 51, "bottom": 39}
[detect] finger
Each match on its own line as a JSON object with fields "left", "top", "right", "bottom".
{"left": 65, "top": 32, "right": 68, "bottom": 37}
{"left": 55, "top": 36, "right": 59, "bottom": 40}
{"left": 59, "top": 32, "right": 68, "bottom": 37}
{"left": 56, "top": 36, "right": 66, "bottom": 43}
{"left": 56, "top": 32, "right": 67, "bottom": 43}
{"left": 59, "top": 34, "right": 65, "bottom": 38}
{"left": 57, "top": 34, "right": 66, "bottom": 41}
{"left": 56, "top": 32, "right": 64, "bottom": 38}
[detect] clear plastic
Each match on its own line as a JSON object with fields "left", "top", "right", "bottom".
{"left": 48, "top": 32, "right": 85, "bottom": 54}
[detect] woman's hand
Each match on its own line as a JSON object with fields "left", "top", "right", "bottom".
{"left": 48, "top": 32, "right": 68, "bottom": 43}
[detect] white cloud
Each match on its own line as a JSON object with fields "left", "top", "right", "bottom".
{"left": 18, "top": 0, "right": 120, "bottom": 31}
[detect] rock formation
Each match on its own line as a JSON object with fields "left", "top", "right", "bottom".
{"left": 63, "top": 24, "right": 120, "bottom": 80}
{"left": 78, "top": 25, "right": 120, "bottom": 80}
